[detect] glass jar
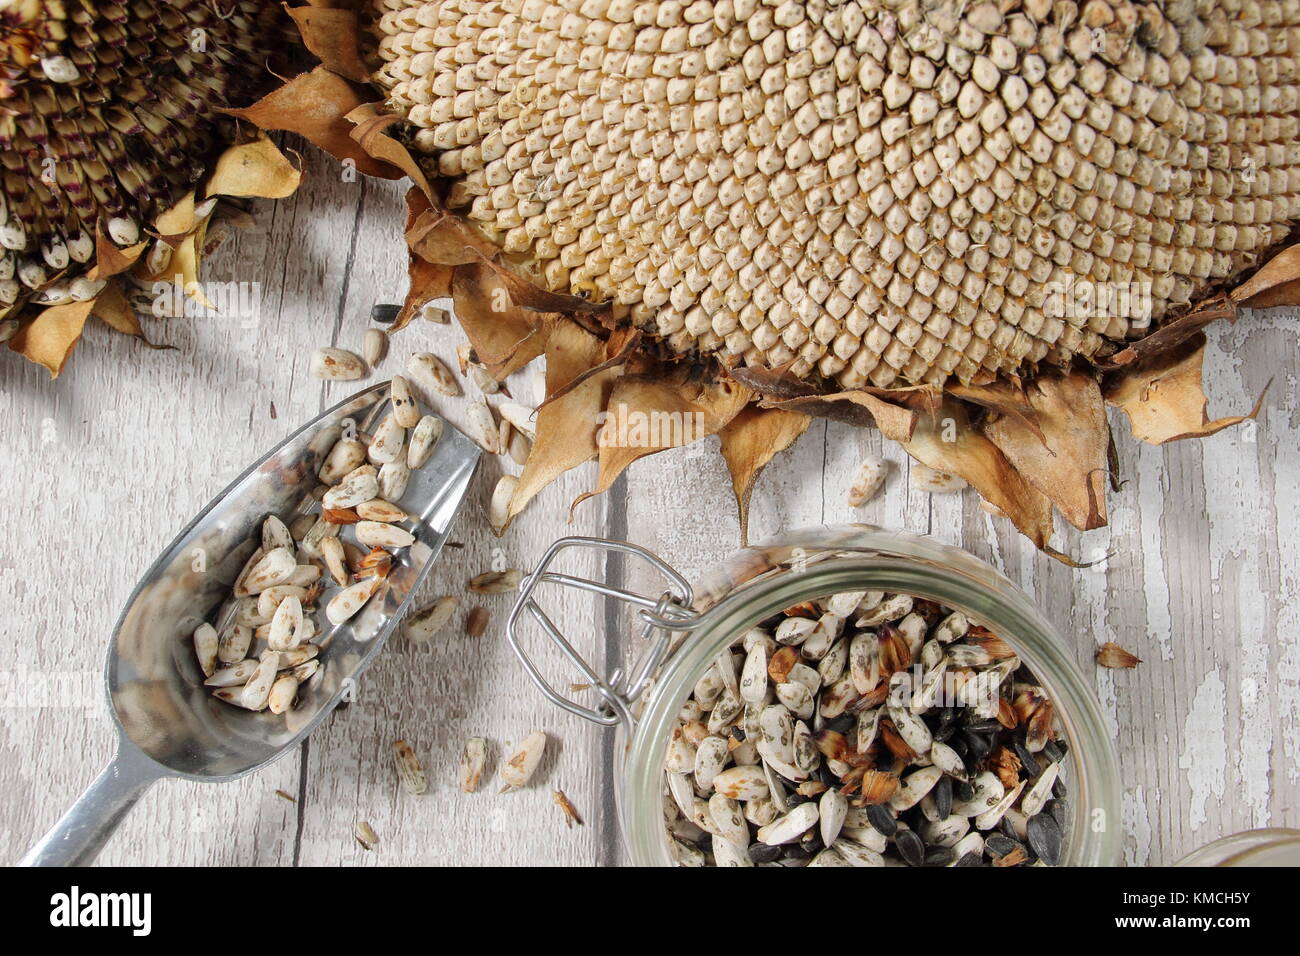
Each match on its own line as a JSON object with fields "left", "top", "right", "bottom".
{"left": 1176, "top": 829, "right": 1300, "bottom": 866}
{"left": 508, "top": 525, "right": 1122, "bottom": 866}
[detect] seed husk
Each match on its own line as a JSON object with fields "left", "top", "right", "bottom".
{"left": 319, "top": 438, "right": 368, "bottom": 484}
{"left": 354, "top": 821, "right": 378, "bottom": 850}
{"left": 355, "top": 521, "right": 415, "bottom": 549}
{"left": 377, "top": 459, "right": 411, "bottom": 501}
{"left": 267, "top": 674, "right": 299, "bottom": 714}
{"left": 193, "top": 623, "right": 219, "bottom": 678}
{"left": 405, "top": 596, "right": 458, "bottom": 643}
{"left": 500, "top": 731, "right": 546, "bottom": 791}
{"left": 847, "top": 456, "right": 887, "bottom": 506}
{"left": 310, "top": 347, "right": 366, "bottom": 381}
{"left": 553, "top": 790, "right": 584, "bottom": 827}
{"left": 407, "top": 415, "right": 444, "bottom": 468}
{"left": 464, "top": 401, "right": 499, "bottom": 454}
{"left": 465, "top": 605, "right": 490, "bottom": 637}
{"left": 362, "top": 328, "right": 388, "bottom": 367}
{"left": 469, "top": 568, "right": 522, "bottom": 594}
{"left": 460, "top": 736, "right": 488, "bottom": 792}
{"left": 407, "top": 352, "right": 460, "bottom": 396}
{"left": 388, "top": 375, "right": 422, "bottom": 428}
{"left": 1096, "top": 642, "right": 1143, "bottom": 668}
{"left": 326, "top": 577, "right": 381, "bottom": 625}
{"left": 488, "top": 475, "right": 518, "bottom": 534}
{"left": 392, "top": 739, "right": 429, "bottom": 795}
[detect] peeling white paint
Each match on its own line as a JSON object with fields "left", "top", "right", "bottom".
{"left": 1136, "top": 442, "right": 1174, "bottom": 661}
{"left": 1123, "top": 785, "right": 1154, "bottom": 866}
{"left": 1179, "top": 670, "right": 1227, "bottom": 831}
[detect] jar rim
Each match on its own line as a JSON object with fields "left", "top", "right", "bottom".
{"left": 621, "top": 527, "right": 1124, "bottom": 867}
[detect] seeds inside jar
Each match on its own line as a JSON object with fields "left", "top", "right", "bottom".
{"left": 663, "top": 591, "right": 1068, "bottom": 867}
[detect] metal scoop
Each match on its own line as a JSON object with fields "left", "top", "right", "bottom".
{"left": 20, "top": 382, "right": 480, "bottom": 866}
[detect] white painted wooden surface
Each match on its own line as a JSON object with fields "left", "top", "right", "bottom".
{"left": 0, "top": 144, "right": 1295, "bottom": 866}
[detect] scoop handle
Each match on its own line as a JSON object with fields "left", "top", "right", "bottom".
{"left": 19, "top": 742, "right": 162, "bottom": 867}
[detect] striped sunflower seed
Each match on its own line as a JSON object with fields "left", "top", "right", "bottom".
{"left": 460, "top": 737, "right": 488, "bottom": 792}
{"left": 392, "top": 739, "right": 428, "bottom": 795}
{"left": 500, "top": 731, "right": 546, "bottom": 792}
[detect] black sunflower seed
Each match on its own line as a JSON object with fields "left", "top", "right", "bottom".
{"left": 370, "top": 303, "right": 401, "bottom": 324}
{"left": 962, "top": 730, "right": 991, "bottom": 763}
{"left": 955, "top": 779, "right": 975, "bottom": 802}
{"left": 896, "top": 829, "right": 926, "bottom": 866}
{"left": 1027, "top": 813, "right": 1063, "bottom": 866}
{"left": 934, "top": 774, "right": 953, "bottom": 818}
{"left": 953, "top": 851, "right": 984, "bottom": 867}
{"left": 1013, "top": 739, "right": 1041, "bottom": 777}
{"left": 824, "top": 714, "right": 855, "bottom": 734}
{"left": 923, "top": 847, "right": 955, "bottom": 866}
{"left": 866, "top": 803, "right": 898, "bottom": 836}
{"left": 1052, "top": 775, "right": 1068, "bottom": 799}
{"left": 984, "top": 833, "right": 1023, "bottom": 859}
{"left": 965, "top": 718, "right": 1002, "bottom": 734}
{"left": 1048, "top": 797, "right": 1070, "bottom": 828}
{"left": 1043, "top": 738, "right": 1066, "bottom": 762}
{"left": 749, "top": 842, "right": 782, "bottom": 863}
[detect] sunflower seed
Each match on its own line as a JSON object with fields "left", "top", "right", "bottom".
{"left": 367, "top": 414, "right": 405, "bottom": 465}
{"left": 238, "top": 547, "right": 297, "bottom": 596}
{"left": 239, "top": 651, "right": 280, "bottom": 710}
{"left": 464, "top": 401, "right": 499, "bottom": 454}
{"left": 469, "top": 568, "right": 522, "bottom": 594}
{"left": 407, "top": 415, "right": 444, "bottom": 468}
{"left": 712, "top": 834, "right": 753, "bottom": 866}
{"left": 193, "top": 623, "right": 219, "bottom": 678}
{"left": 407, "top": 352, "right": 460, "bottom": 396}
{"left": 319, "top": 438, "right": 367, "bottom": 484}
{"left": 322, "top": 467, "right": 379, "bottom": 510}
{"left": 460, "top": 736, "right": 488, "bottom": 792}
{"left": 392, "top": 739, "right": 428, "bottom": 795}
{"left": 465, "top": 605, "right": 490, "bottom": 637}
{"left": 712, "top": 765, "right": 769, "bottom": 801}
{"left": 847, "top": 456, "right": 887, "bottom": 506}
{"left": 388, "top": 375, "right": 422, "bottom": 428}
{"left": 326, "top": 577, "right": 381, "bottom": 625}
{"left": 362, "top": 328, "right": 388, "bottom": 367}
{"left": 354, "top": 821, "right": 378, "bottom": 850}
{"left": 421, "top": 304, "right": 449, "bottom": 323}
{"left": 310, "top": 347, "right": 366, "bottom": 381}
{"left": 376, "top": 458, "right": 411, "bottom": 501}
{"left": 355, "top": 521, "right": 415, "bottom": 549}
{"left": 507, "top": 429, "right": 531, "bottom": 465}
{"left": 488, "top": 475, "right": 517, "bottom": 533}
{"left": 267, "top": 596, "right": 306, "bottom": 651}
{"left": 756, "top": 802, "right": 819, "bottom": 845}
{"left": 405, "top": 596, "right": 458, "bottom": 643}
{"left": 500, "top": 731, "right": 546, "bottom": 791}
{"left": 203, "top": 659, "right": 258, "bottom": 687}
{"left": 267, "top": 675, "right": 298, "bottom": 714}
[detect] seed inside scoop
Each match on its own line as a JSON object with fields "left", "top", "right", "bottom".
{"left": 190, "top": 388, "right": 445, "bottom": 724}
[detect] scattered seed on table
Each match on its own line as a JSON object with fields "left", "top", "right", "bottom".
{"left": 469, "top": 569, "right": 522, "bottom": 594}
{"left": 275, "top": 789, "right": 296, "bottom": 803}
{"left": 460, "top": 737, "right": 488, "bottom": 793}
{"left": 392, "top": 739, "right": 428, "bottom": 795}
{"left": 355, "top": 821, "right": 378, "bottom": 850}
{"left": 500, "top": 731, "right": 546, "bottom": 792}
{"left": 466, "top": 605, "right": 490, "bottom": 637}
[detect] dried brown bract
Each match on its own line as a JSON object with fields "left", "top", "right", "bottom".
{"left": 1097, "top": 642, "right": 1143, "bottom": 669}
{"left": 553, "top": 790, "right": 584, "bottom": 828}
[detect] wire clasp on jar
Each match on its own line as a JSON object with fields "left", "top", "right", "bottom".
{"left": 506, "top": 536, "right": 703, "bottom": 728}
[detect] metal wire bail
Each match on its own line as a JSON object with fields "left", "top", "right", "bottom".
{"left": 506, "top": 536, "right": 701, "bottom": 728}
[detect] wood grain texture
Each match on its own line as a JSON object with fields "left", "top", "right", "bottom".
{"left": 0, "top": 141, "right": 1295, "bottom": 866}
